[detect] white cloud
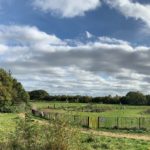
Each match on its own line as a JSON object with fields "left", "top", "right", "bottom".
{"left": 0, "top": 25, "right": 65, "bottom": 45}
{"left": 105, "top": 0, "right": 150, "bottom": 28}
{"left": 0, "top": 44, "right": 7, "bottom": 54}
{"left": 98, "top": 36, "right": 129, "bottom": 45}
{"left": 32, "top": 0, "right": 101, "bottom": 18}
{"left": 1, "top": 24, "right": 150, "bottom": 96}
{"left": 0, "top": 25, "right": 67, "bottom": 53}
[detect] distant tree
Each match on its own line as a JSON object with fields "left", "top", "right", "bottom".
{"left": 146, "top": 95, "right": 150, "bottom": 105}
{"left": 124, "top": 91, "right": 147, "bottom": 105}
{"left": 78, "top": 96, "right": 92, "bottom": 103}
{"left": 29, "top": 90, "right": 49, "bottom": 100}
{"left": 120, "top": 96, "right": 126, "bottom": 104}
{"left": 0, "top": 68, "right": 29, "bottom": 112}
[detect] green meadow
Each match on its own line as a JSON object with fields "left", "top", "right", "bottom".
{"left": 31, "top": 101, "right": 150, "bottom": 118}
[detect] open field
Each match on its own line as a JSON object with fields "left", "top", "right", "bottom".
{"left": 31, "top": 101, "right": 150, "bottom": 131}
{"left": 31, "top": 101, "right": 150, "bottom": 130}
{"left": 31, "top": 101, "right": 150, "bottom": 118}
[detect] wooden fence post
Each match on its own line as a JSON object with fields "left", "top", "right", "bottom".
{"left": 139, "top": 117, "right": 141, "bottom": 129}
{"left": 97, "top": 117, "right": 99, "bottom": 129}
{"left": 117, "top": 117, "right": 119, "bottom": 129}
{"left": 87, "top": 116, "right": 90, "bottom": 128}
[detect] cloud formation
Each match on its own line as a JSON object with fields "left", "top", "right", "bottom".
{"left": 105, "top": 0, "right": 150, "bottom": 28}
{"left": 32, "top": 0, "right": 101, "bottom": 18}
{"left": 0, "top": 25, "right": 150, "bottom": 96}
{"left": 32, "top": 0, "right": 150, "bottom": 30}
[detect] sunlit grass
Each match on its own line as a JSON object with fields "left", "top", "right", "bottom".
{"left": 0, "top": 113, "right": 17, "bottom": 141}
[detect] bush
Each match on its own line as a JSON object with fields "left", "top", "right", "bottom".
{"left": 29, "top": 90, "right": 49, "bottom": 100}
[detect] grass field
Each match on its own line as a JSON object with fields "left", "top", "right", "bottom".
{"left": 31, "top": 101, "right": 150, "bottom": 118}
{"left": 82, "top": 134, "right": 150, "bottom": 150}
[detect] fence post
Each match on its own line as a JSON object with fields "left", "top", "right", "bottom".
{"left": 139, "top": 117, "right": 141, "bottom": 129}
{"left": 117, "top": 117, "right": 119, "bottom": 129}
{"left": 97, "top": 117, "right": 99, "bottom": 129}
{"left": 87, "top": 116, "right": 90, "bottom": 128}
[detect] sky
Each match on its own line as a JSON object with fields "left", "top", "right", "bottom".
{"left": 0, "top": 0, "right": 150, "bottom": 96}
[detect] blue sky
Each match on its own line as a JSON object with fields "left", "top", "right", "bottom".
{"left": 0, "top": 0, "right": 150, "bottom": 96}
{"left": 0, "top": 0, "right": 147, "bottom": 42}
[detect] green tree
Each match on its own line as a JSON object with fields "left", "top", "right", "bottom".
{"left": 29, "top": 90, "right": 49, "bottom": 100}
{"left": 124, "top": 91, "right": 147, "bottom": 105}
{"left": 0, "top": 68, "right": 29, "bottom": 112}
{"left": 146, "top": 95, "right": 150, "bottom": 105}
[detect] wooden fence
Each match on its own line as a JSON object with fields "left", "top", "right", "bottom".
{"left": 32, "top": 109, "right": 150, "bottom": 130}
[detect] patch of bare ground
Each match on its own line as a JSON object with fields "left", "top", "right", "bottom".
{"left": 17, "top": 113, "right": 25, "bottom": 118}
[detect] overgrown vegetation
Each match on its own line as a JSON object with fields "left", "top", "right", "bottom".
{"left": 0, "top": 113, "right": 83, "bottom": 150}
{"left": 144, "top": 109, "right": 150, "bottom": 114}
{"left": 0, "top": 68, "right": 29, "bottom": 112}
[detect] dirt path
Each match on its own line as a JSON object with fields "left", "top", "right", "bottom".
{"left": 81, "top": 129, "right": 150, "bottom": 141}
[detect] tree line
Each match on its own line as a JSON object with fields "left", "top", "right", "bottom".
{"left": 29, "top": 90, "right": 150, "bottom": 105}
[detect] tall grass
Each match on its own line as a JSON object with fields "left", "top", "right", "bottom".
{"left": 0, "top": 113, "right": 83, "bottom": 150}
